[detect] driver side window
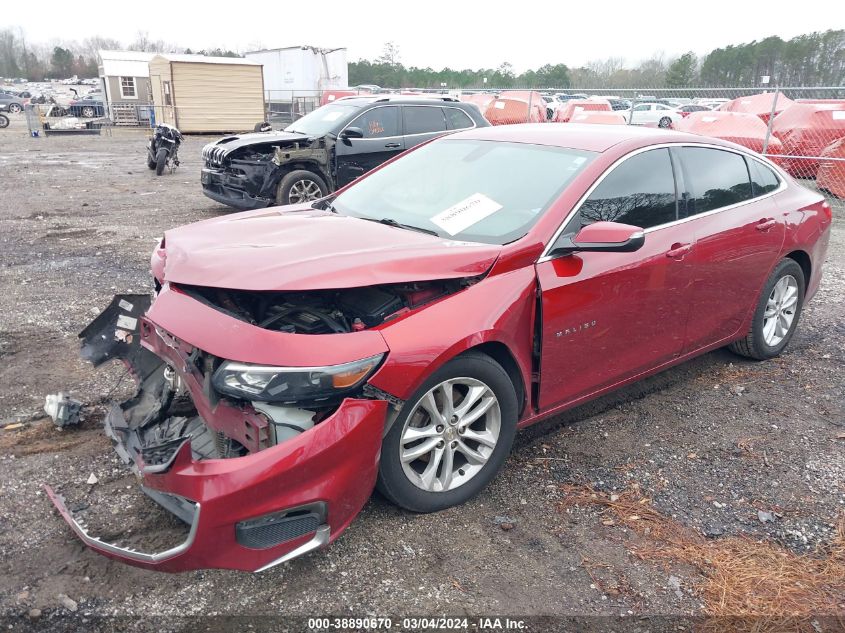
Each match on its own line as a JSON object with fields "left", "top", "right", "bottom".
{"left": 566, "top": 148, "right": 678, "bottom": 233}
{"left": 350, "top": 106, "right": 400, "bottom": 139}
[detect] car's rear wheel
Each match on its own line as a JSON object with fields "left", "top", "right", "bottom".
{"left": 8, "top": 103, "right": 22, "bottom": 114}
{"left": 729, "top": 258, "right": 805, "bottom": 360}
{"left": 377, "top": 352, "right": 518, "bottom": 513}
{"left": 276, "top": 170, "right": 328, "bottom": 205}
{"left": 658, "top": 116, "right": 672, "bottom": 128}
{"left": 81, "top": 106, "right": 95, "bottom": 118}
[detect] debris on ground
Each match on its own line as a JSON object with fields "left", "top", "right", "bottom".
{"left": 43, "top": 392, "right": 82, "bottom": 427}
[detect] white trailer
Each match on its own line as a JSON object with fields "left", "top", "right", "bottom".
{"left": 245, "top": 45, "right": 348, "bottom": 112}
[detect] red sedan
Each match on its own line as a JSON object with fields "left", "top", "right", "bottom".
{"left": 49, "top": 123, "right": 832, "bottom": 572}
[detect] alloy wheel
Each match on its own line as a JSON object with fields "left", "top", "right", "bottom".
{"left": 82, "top": 106, "right": 95, "bottom": 118}
{"left": 9, "top": 103, "right": 22, "bottom": 114}
{"left": 399, "top": 377, "right": 501, "bottom": 493}
{"left": 763, "top": 274, "right": 798, "bottom": 346}
{"left": 288, "top": 179, "right": 323, "bottom": 203}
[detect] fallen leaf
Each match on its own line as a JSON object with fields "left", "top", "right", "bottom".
{"left": 602, "top": 519, "right": 616, "bottom": 526}
{"left": 3, "top": 423, "right": 24, "bottom": 431}
{"left": 627, "top": 515, "right": 641, "bottom": 521}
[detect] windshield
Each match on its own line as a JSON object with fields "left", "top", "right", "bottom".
{"left": 285, "top": 103, "right": 360, "bottom": 136}
{"left": 332, "top": 139, "right": 595, "bottom": 245}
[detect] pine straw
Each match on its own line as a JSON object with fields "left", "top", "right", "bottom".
{"left": 559, "top": 484, "right": 845, "bottom": 624}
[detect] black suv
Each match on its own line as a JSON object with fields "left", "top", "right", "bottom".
{"left": 201, "top": 96, "right": 489, "bottom": 209}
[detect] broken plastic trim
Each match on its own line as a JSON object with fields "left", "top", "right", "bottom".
{"left": 254, "top": 525, "right": 331, "bottom": 573}
{"left": 44, "top": 484, "right": 200, "bottom": 564}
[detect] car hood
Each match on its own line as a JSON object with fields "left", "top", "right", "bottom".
{"left": 206, "top": 131, "right": 313, "bottom": 155}
{"left": 161, "top": 208, "right": 501, "bottom": 291}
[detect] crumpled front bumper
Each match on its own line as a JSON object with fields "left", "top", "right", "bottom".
{"left": 47, "top": 294, "right": 389, "bottom": 572}
{"left": 201, "top": 167, "right": 272, "bottom": 210}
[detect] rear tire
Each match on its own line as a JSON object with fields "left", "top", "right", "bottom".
{"left": 155, "top": 148, "right": 168, "bottom": 176}
{"left": 729, "top": 258, "right": 805, "bottom": 360}
{"left": 377, "top": 352, "right": 518, "bottom": 513}
{"left": 275, "top": 170, "right": 328, "bottom": 206}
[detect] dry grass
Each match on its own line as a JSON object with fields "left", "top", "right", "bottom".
{"left": 559, "top": 484, "right": 845, "bottom": 626}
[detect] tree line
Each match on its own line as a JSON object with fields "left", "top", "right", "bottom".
{"left": 350, "top": 30, "right": 844, "bottom": 89}
{"left": 0, "top": 28, "right": 238, "bottom": 81}
{"left": 1, "top": 26, "right": 842, "bottom": 88}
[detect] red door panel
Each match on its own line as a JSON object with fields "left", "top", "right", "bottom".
{"left": 536, "top": 222, "right": 697, "bottom": 411}
{"left": 681, "top": 199, "right": 785, "bottom": 352}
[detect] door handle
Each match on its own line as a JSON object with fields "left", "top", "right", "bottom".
{"left": 666, "top": 243, "right": 692, "bottom": 259}
{"left": 384, "top": 142, "right": 402, "bottom": 149}
{"left": 756, "top": 218, "right": 777, "bottom": 231}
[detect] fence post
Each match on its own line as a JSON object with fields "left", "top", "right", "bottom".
{"left": 762, "top": 87, "right": 779, "bottom": 155}
{"left": 627, "top": 96, "right": 636, "bottom": 126}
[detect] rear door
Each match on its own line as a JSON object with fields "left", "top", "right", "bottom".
{"left": 401, "top": 105, "right": 448, "bottom": 150}
{"left": 673, "top": 147, "right": 786, "bottom": 352}
{"left": 536, "top": 148, "right": 698, "bottom": 410}
{"left": 335, "top": 105, "right": 404, "bottom": 187}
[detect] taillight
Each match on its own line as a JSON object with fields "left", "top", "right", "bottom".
{"left": 821, "top": 201, "right": 832, "bottom": 222}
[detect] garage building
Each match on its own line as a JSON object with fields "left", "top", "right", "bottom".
{"left": 148, "top": 53, "right": 265, "bottom": 133}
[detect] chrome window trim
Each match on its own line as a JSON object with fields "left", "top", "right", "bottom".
{"left": 538, "top": 141, "right": 788, "bottom": 262}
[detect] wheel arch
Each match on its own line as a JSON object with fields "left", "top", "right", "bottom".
{"left": 460, "top": 342, "right": 527, "bottom": 418}
{"left": 275, "top": 162, "right": 333, "bottom": 192}
{"left": 784, "top": 250, "right": 811, "bottom": 295}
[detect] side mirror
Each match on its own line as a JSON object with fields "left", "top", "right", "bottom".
{"left": 341, "top": 126, "right": 364, "bottom": 139}
{"left": 549, "top": 221, "right": 645, "bottom": 257}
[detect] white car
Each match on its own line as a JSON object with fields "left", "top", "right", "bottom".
{"left": 625, "top": 102, "right": 684, "bottom": 127}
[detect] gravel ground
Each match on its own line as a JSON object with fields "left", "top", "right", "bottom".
{"left": 0, "top": 113, "right": 843, "bottom": 631}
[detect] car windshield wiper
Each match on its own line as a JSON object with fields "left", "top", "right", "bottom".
{"left": 361, "top": 217, "right": 439, "bottom": 236}
{"left": 312, "top": 196, "right": 338, "bottom": 212}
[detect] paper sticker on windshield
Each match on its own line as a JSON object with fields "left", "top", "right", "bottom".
{"left": 431, "top": 193, "right": 503, "bottom": 236}
{"left": 494, "top": 101, "right": 506, "bottom": 109}
{"left": 702, "top": 116, "right": 717, "bottom": 122}
{"left": 833, "top": 111, "right": 845, "bottom": 120}
{"left": 327, "top": 95, "right": 336, "bottom": 101}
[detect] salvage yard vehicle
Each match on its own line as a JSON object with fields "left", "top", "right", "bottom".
{"left": 47, "top": 124, "right": 831, "bottom": 572}
{"left": 625, "top": 102, "right": 684, "bottom": 127}
{"left": 0, "top": 92, "right": 25, "bottom": 113}
{"left": 147, "top": 123, "right": 183, "bottom": 176}
{"left": 200, "top": 96, "right": 488, "bottom": 209}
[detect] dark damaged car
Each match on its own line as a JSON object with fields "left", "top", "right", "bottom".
{"left": 48, "top": 124, "right": 830, "bottom": 573}
{"left": 200, "top": 96, "right": 488, "bottom": 209}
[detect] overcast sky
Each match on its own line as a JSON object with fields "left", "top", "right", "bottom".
{"left": 6, "top": 0, "right": 842, "bottom": 72}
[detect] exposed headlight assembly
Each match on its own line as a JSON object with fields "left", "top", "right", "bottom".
{"left": 211, "top": 354, "right": 384, "bottom": 404}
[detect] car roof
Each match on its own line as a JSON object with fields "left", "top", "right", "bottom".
{"left": 451, "top": 123, "right": 716, "bottom": 153}
{"left": 334, "top": 96, "right": 467, "bottom": 107}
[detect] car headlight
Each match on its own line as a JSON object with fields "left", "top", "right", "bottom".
{"left": 211, "top": 354, "right": 384, "bottom": 403}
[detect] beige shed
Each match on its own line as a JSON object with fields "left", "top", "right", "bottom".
{"left": 148, "top": 54, "right": 265, "bottom": 133}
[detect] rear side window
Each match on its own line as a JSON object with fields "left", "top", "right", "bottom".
{"left": 678, "top": 147, "right": 753, "bottom": 217}
{"left": 403, "top": 106, "right": 447, "bottom": 135}
{"left": 353, "top": 106, "right": 400, "bottom": 138}
{"left": 576, "top": 148, "right": 677, "bottom": 230}
{"left": 445, "top": 107, "right": 474, "bottom": 130}
{"left": 748, "top": 159, "right": 781, "bottom": 197}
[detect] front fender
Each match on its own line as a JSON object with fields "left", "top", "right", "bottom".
{"left": 368, "top": 267, "right": 537, "bottom": 411}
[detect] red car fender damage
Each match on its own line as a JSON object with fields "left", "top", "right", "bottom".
{"left": 47, "top": 397, "right": 386, "bottom": 572}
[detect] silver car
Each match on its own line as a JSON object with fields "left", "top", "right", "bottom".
{"left": 0, "top": 92, "right": 25, "bottom": 113}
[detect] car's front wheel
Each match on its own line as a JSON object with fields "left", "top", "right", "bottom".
{"left": 377, "top": 352, "right": 518, "bottom": 513}
{"left": 276, "top": 170, "right": 328, "bottom": 205}
{"left": 729, "top": 258, "right": 805, "bottom": 360}
{"left": 658, "top": 116, "right": 672, "bottom": 128}
{"left": 8, "top": 103, "right": 22, "bottom": 114}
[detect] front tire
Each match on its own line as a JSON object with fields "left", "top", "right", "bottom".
{"left": 275, "top": 170, "right": 328, "bottom": 205}
{"left": 155, "top": 148, "right": 168, "bottom": 176}
{"left": 658, "top": 116, "right": 672, "bottom": 128}
{"left": 8, "top": 103, "right": 22, "bottom": 114}
{"left": 377, "top": 352, "right": 518, "bottom": 513}
{"left": 729, "top": 258, "right": 805, "bottom": 360}
{"left": 0, "top": 114, "right": 8, "bottom": 128}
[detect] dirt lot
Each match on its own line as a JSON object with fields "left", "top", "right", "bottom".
{"left": 0, "top": 113, "right": 843, "bottom": 631}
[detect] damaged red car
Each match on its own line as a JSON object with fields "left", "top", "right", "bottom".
{"left": 48, "top": 124, "right": 831, "bottom": 572}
